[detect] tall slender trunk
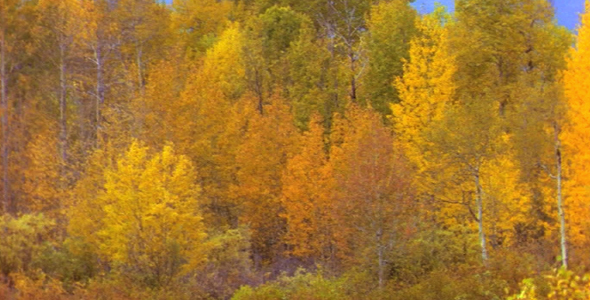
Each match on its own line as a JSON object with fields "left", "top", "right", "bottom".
{"left": 136, "top": 43, "right": 144, "bottom": 93}
{"left": 328, "top": 30, "right": 338, "bottom": 120}
{"left": 133, "top": 43, "right": 145, "bottom": 138}
{"left": 346, "top": 15, "right": 357, "bottom": 103}
{"left": 376, "top": 227, "right": 385, "bottom": 289}
{"left": 0, "top": 26, "right": 10, "bottom": 215}
{"left": 255, "top": 67, "right": 264, "bottom": 115}
{"left": 59, "top": 44, "right": 68, "bottom": 167}
{"left": 95, "top": 44, "right": 104, "bottom": 148}
{"left": 349, "top": 50, "right": 357, "bottom": 102}
{"left": 475, "top": 171, "right": 488, "bottom": 263}
{"left": 323, "top": 1, "right": 339, "bottom": 122}
{"left": 555, "top": 124, "right": 567, "bottom": 268}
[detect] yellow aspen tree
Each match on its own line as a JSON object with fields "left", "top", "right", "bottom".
{"left": 427, "top": 97, "right": 503, "bottom": 263}
{"left": 281, "top": 114, "right": 338, "bottom": 264}
{"left": 564, "top": 0, "right": 590, "bottom": 252}
{"left": 21, "top": 127, "right": 63, "bottom": 220}
{"left": 27, "top": 0, "right": 89, "bottom": 221}
{"left": 392, "top": 7, "right": 456, "bottom": 175}
{"left": 331, "top": 104, "right": 414, "bottom": 287}
{"left": 233, "top": 96, "right": 299, "bottom": 264}
{"left": 0, "top": 0, "right": 54, "bottom": 216}
{"left": 36, "top": 0, "right": 86, "bottom": 166}
{"left": 67, "top": 140, "right": 120, "bottom": 249}
{"left": 133, "top": 56, "right": 189, "bottom": 150}
{"left": 0, "top": 0, "right": 27, "bottom": 214}
{"left": 419, "top": 0, "right": 564, "bottom": 264}
{"left": 114, "top": 0, "right": 171, "bottom": 93}
{"left": 98, "top": 141, "right": 207, "bottom": 287}
{"left": 171, "top": 0, "right": 231, "bottom": 55}
{"left": 67, "top": 154, "right": 107, "bottom": 245}
{"left": 194, "top": 23, "right": 246, "bottom": 101}
{"left": 391, "top": 8, "right": 465, "bottom": 238}
{"left": 479, "top": 152, "right": 530, "bottom": 249}
{"left": 175, "top": 23, "right": 248, "bottom": 228}
{"left": 511, "top": 65, "right": 570, "bottom": 267}
{"left": 77, "top": 0, "right": 124, "bottom": 149}
{"left": 463, "top": 0, "right": 571, "bottom": 266}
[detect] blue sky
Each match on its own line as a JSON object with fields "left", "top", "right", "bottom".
{"left": 411, "top": 0, "right": 585, "bottom": 31}
{"left": 162, "top": 0, "right": 585, "bottom": 31}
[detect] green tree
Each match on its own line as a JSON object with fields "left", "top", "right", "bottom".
{"left": 171, "top": 0, "right": 231, "bottom": 55}
{"left": 287, "top": 24, "right": 342, "bottom": 129}
{"left": 242, "top": 5, "right": 310, "bottom": 112}
{"left": 362, "top": 0, "right": 416, "bottom": 117}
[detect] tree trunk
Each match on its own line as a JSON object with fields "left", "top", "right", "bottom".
{"left": 59, "top": 44, "right": 68, "bottom": 167}
{"left": 95, "top": 43, "right": 104, "bottom": 148}
{"left": 376, "top": 227, "right": 385, "bottom": 289}
{"left": 349, "top": 49, "right": 357, "bottom": 102}
{"left": 555, "top": 125, "right": 567, "bottom": 268}
{"left": 136, "top": 43, "right": 144, "bottom": 93}
{"left": 475, "top": 171, "right": 488, "bottom": 263}
{"left": 0, "top": 26, "right": 10, "bottom": 215}
{"left": 253, "top": 67, "right": 264, "bottom": 115}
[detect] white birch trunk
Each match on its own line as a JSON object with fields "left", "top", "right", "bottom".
{"left": 475, "top": 171, "right": 488, "bottom": 262}
{"left": 555, "top": 127, "right": 567, "bottom": 268}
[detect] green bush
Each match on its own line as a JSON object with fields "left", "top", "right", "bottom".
{"left": 509, "top": 268, "right": 590, "bottom": 300}
{"left": 232, "top": 268, "right": 350, "bottom": 300}
{"left": 33, "top": 237, "right": 97, "bottom": 287}
{"left": 0, "top": 214, "right": 54, "bottom": 278}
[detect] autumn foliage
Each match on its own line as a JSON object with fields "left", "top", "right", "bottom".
{"left": 1, "top": 0, "right": 590, "bottom": 299}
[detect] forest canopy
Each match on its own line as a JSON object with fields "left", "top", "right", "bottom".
{"left": 0, "top": 0, "right": 590, "bottom": 299}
